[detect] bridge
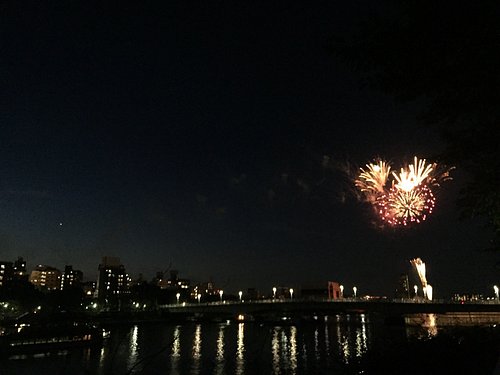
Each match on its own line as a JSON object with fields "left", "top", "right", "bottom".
{"left": 158, "top": 299, "right": 500, "bottom": 324}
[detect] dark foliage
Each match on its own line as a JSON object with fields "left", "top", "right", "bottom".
{"left": 0, "top": 280, "right": 43, "bottom": 309}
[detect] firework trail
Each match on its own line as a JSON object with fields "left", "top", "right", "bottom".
{"left": 426, "top": 284, "right": 433, "bottom": 301}
{"left": 354, "top": 156, "right": 451, "bottom": 226}
{"left": 411, "top": 258, "right": 433, "bottom": 300}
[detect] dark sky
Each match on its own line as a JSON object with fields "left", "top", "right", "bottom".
{"left": 0, "top": 1, "right": 496, "bottom": 297}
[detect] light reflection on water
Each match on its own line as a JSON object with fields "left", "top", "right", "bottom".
{"left": 270, "top": 325, "right": 299, "bottom": 374}
{"left": 4, "top": 314, "right": 401, "bottom": 374}
{"left": 191, "top": 324, "right": 202, "bottom": 374}
{"left": 171, "top": 325, "right": 181, "bottom": 375}
{"left": 405, "top": 313, "right": 439, "bottom": 339}
{"left": 127, "top": 324, "right": 139, "bottom": 369}
{"left": 314, "top": 327, "right": 320, "bottom": 362}
{"left": 162, "top": 315, "right": 371, "bottom": 374}
{"left": 214, "top": 324, "right": 225, "bottom": 375}
{"left": 235, "top": 323, "right": 245, "bottom": 375}
{"left": 271, "top": 327, "right": 280, "bottom": 375}
{"left": 289, "top": 326, "right": 297, "bottom": 373}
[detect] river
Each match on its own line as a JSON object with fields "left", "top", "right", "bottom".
{"left": 2, "top": 313, "right": 498, "bottom": 374}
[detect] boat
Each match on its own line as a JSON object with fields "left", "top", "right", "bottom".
{"left": 0, "top": 312, "right": 108, "bottom": 357}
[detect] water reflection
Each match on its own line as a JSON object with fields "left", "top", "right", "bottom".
{"left": 289, "top": 326, "right": 297, "bottom": 374}
{"left": 323, "top": 324, "right": 330, "bottom": 368}
{"left": 270, "top": 325, "right": 299, "bottom": 374}
{"left": 83, "top": 347, "right": 91, "bottom": 362}
{"left": 8, "top": 314, "right": 382, "bottom": 374}
{"left": 324, "top": 324, "right": 329, "bottom": 355}
{"left": 355, "top": 315, "right": 368, "bottom": 357}
{"left": 301, "top": 341, "right": 307, "bottom": 369}
{"left": 171, "top": 326, "right": 181, "bottom": 375}
{"left": 314, "top": 327, "right": 320, "bottom": 362}
{"left": 332, "top": 314, "right": 370, "bottom": 363}
{"left": 99, "top": 347, "right": 106, "bottom": 368}
{"left": 406, "top": 313, "right": 439, "bottom": 338}
{"left": 192, "top": 324, "right": 202, "bottom": 374}
{"left": 340, "top": 326, "right": 350, "bottom": 363}
{"left": 425, "top": 313, "right": 438, "bottom": 337}
{"left": 280, "top": 328, "right": 288, "bottom": 371}
{"left": 271, "top": 328, "right": 280, "bottom": 375}
{"left": 127, "top": 325, "right": 139, "bottom": 370}
{"left": 235, "top": 323, "right": 245, "bottom": 375}
{"left": 214, "top": 324, "right": 225, "bottom": 374}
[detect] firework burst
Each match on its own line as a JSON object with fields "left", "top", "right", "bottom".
{"left": 355, "top": 156, "right": 451, "bottom": 227}
{"left": 355, "top": 160, "right": 391, "bottom": 199}
{"left": 378, "top": 185, "right": 436, "bottom": 226}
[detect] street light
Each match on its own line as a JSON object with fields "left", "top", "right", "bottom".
{"left": 494, "top": 285, "right": 499, "bottom": 300}
{"left": 353, "top": 286, "right": 357, "bottom": 298}
{"left": 289, "top": 288, "right": 294, "bottom": 300}
{"left": 273, "top": 287, "right": 277, "bottom": 299}
{"left": 176, "top": 292, "right": 180, "bottom": 304}
{"left": 197, "top": 294, "right": 201, "bottom": 304}
{"left": 239, "top": 290, "right": 243, "bottom": 302}
{"left": 219, "top": 290, "right": 224, "bottom": 302}
{"left": 339, "top": 285, "right": 344, "bottom": 298}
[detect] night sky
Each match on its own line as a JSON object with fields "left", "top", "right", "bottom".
{"left": 0, "top": 2, "right": 496, "bottom": 297}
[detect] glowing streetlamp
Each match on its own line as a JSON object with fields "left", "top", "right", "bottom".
{"left": 176, "top": 292, "right": 181, "bottom": 304}
{"left": 219, "top": 290, "right": 224, "bottom": 302}
{"left": 289, "top": 288, "right": 294, "bottom": 300}
{"left": 339, "top": 285, "right": 344, "bottom": 298}
{"left": 239, "top": 290, "right": 243, "bottom": 302}
{"left": 414, "top": 285, "right": 418, "bottom": 298}
{"left": 197, "top": 293, "right": 201, "bottom": 304}
{"left": 272, "top": 287, "right": 277, "bottom": 299}
{"left": 353, "top": 286, "right": 357, "bottom": 298}
{"left": 494, "top": 285, "right": 499, "bottom": 300}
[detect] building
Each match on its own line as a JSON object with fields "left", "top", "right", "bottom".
{"left": 246, "top": 288, "right": 260, "bottom": 300}
{"left": 60, "top": 265, "right": 83, "bottom": 290}
{"left": 302, "top": 285, "right": 328, "bottom": 300}
{"left": 29, "top": 265, "right": 62, "bottom": 291}
{"left": 328, "top": 281, "right": 341, "bottom": 300}
{"left": 395, "top": 274, "right": 410, "bottom": 299}
{"left": 191, "top": 280, "right": 217, "bottom": 300}
{"left": 271, "top": 286, "right": 293, "bottom": 300}
{"left": 157, "top": 270, "right": 190, "bottom": 290}
{"left": 13, "top": 257, "right": 27, "bottom": 280}
{"left": 82, "top": 281, "right": 97, "bottom": 297}
{"left": 452, "top": 293, "right": 484, "bottom": 302}
{"left": 1, "top": 257, "right": 28, "bottom": 286}
{"left": 0, "top": 261, "right": 13, "bottom": 287}
{"left": 95, "top": 256, "right": 131, "bottom": 300}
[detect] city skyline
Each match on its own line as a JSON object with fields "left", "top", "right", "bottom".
{"left": 1, "top": 252, "right": 497, "bottom": 299}
{"left": 0, "top": 2, "right": 497, "bottom": 297}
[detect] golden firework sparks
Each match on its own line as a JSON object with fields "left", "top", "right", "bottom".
{"left": 355, "top": 160, "right": 391, "bottom": 196}
{"left": 354, "top": 156, "right": 451, "bottom": 227}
